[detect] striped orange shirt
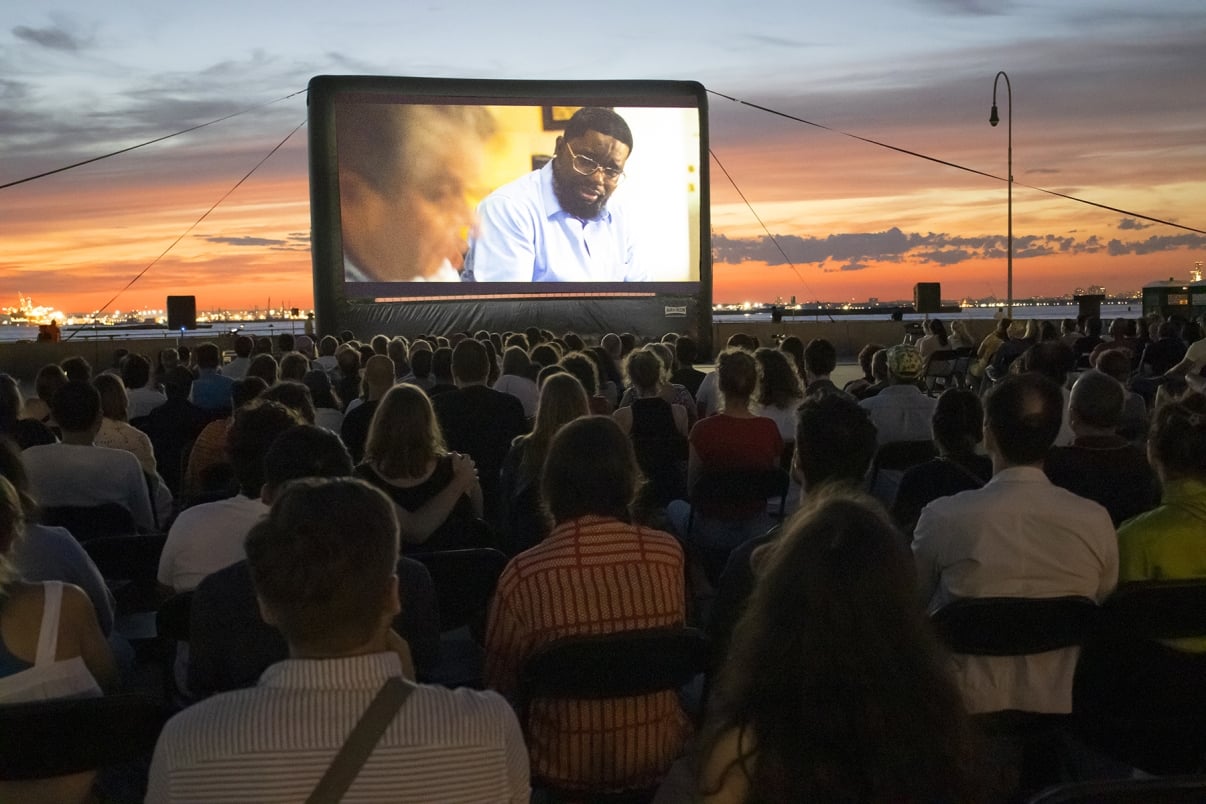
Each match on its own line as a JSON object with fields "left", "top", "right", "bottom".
{"left": 484, "top": 515, "right": 688, "bottom": 792}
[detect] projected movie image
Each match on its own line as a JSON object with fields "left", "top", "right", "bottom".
{"left": 332, "top": 98, "right": 702, "bottom": 297}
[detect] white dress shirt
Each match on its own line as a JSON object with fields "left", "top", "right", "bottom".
{"left": 913, "top": 465, "right": 1118, "bottom": 714}
{"left": 859, "top": 384, "right": 937, "bottom": 445}
{"left": 157, "top": 494, "right": 268, "bottom": 592}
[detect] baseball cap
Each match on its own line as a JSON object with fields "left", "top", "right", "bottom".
{"left": 886, "top": 344, "right": 924, "bottom": 381}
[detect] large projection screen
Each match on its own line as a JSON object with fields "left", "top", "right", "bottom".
{"left": 308, "top": 75, "right": 711, "bottom": 341}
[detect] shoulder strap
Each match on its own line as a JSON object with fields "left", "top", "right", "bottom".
{"left": 34, "top": 581, "right": 63, "bottom": 666}
{"left": 305, "top": 676, "right": 415, "bottom": 804}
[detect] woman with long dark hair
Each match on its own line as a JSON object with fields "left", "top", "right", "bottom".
{"left": 698, "top": 488, "right": 984, "bottom": 804}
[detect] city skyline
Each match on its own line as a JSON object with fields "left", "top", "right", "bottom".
{"left": 2, "top": 1, "right": 1204, "bottom": 313}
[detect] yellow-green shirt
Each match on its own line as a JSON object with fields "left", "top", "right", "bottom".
{"left": 1117, "top": 477, "right": 1206, "bottom": 651}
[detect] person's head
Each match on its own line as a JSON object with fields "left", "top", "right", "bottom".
{"left": 246, "top": 353, "right": 279, "bottom": 386}
{"left": 559, "top": 352, "right": 600, "bottom": 397}
{"left": 370, "top": 334, "right": 389, "bottom": 356}
{"left": 754, "top": 347, "right": 803, "bottom": 409}
{"left": 262, "top": 425, "right": 354, "bottom": 501}
{"left": 409, "top": 349, "right": 432, "bottom": 380}
{"left": 337, "top": 104, "right": 496, "bottom": 281}
{"left": 386, "top": 338, "right": 409, "bottom": 376}
{"left": 703, "top": 487, "right": 978, "bottom": 804}
{"left": 34, "top": 363, "right": 67, "bottom": 405}
{"left": 302, "top": 369, "right": 342, "bottom": 410}
{"left": 362, "top": 355, "right": 396, "bottom": 400}
{"left": 928, "top": 318, "right": 949, "bottom": 345}
{"left": 231, "top": 376, "right": 269, "bottom": 410}
{"left": 856, "top": 343, "right": 884, "bottom": 381}
{"left": 318, "top": 335, "right": 339, "bottom": 357}
{"left": 1108, "top": 318, "right": 1127, "bottom": 339}
{"left": 0, "top": 376, "right": 23, "bottom": 425}
{"left": 994, "top": 317, "right": 1013, "bottom": 339}
{"left": 983, "top": 372, "right": 1064, "bottom": 467}
{"left": 120, "top": 353, "right": 151, "bottom": 391}
{"left": 675, "top": 335, "right": 698, "bottom": 367}
{"left": 92, "top": 374, "right": 129, "bottom": 422}
{"left": 645, "top": 342, "right": 674, "bottom": 376}
{"left": 276, "top": 333, "right": 295, "bottom": 354}
{"left": 427, "top": 346, "right": 453, "bottom": 384}
{"left": 1148, "top": 393, "right": 1206, "bottom": 482}
{"left": 951, "top": 320, "right": 971, "bottom": 342}
{"left": 226, "top": 399, "right": 303, "bottom": 497}
{"left": 523, "top": 373, "right": 590, "bottom": 477}
{"left": 1094, "top": 348, "right": 1132, "bottom": 385}
{"left": 717, "top": 348, "right": 759, "bottom": 408}
{"left": 279, "top": 352, "right": 309, "bottom": 383}
{"left": 931, "top": 388, "right": 984, "bottom": 456}
{"left": 60, "top": 355, "right": 92, "bottom": 383}
{"left": 194, "top": 343, "right": 220, "bottom": 371}
{"left": 802, "top": 338, "right": 837, "bottom": 380}
{"left": 1086, "top": 317, "right": 1103, "bottom": 337}
{"left": 624, "top": 349, "right": 664, "bottom": 395}
{"left": 335, "top": 344, "right": 361, "bottom": 378}
{"left": 234, "top": 335, "right": 254, "bottom": 359}
{"left": 600, "top": 332, "right": 621, "bottom": 359}
{"left": 1061, "top": 318, "right": 1079, "bottom": 336}
{"left": 0, "top": 471, "right": 27, "bottom": 600}
{"left": 162, "top": 366, "right": 194, "bottom": 401}
{"left": 551, "top": 107, "right": 633, "bottom": 221}
{"left": 451, "top": 338, "right": 489, "bottom": 386}
{"left": 1039, "top": 321, "right": 1059, "bottom": 342}
{"left": 542, "top": 416, "right": 640, "bottom": 524}
{"left": 261, "top": 381, "right": 316, "bottom": 425}
{"left": 501, "top": 346, "right": 531, "bottom": 379}
{"left": 51, "top": 381, "right": 102, "bottom": 435}
{"left": 870, "top": 348, "right": 889, "bottom": 382}
{"left": 725, "top": 332, "right": 755, "bottom": 353}
{"left": 794, "top": 394, "right": 877, "bottom": 490}
{"left": 884, "top": 344, "right": 923, "bottom": 385}
{"left": 1018, "top": 341, "right": 1075, "bottom": 388}
{"left": 246, "top": 478, "right": 399, "bottom": 655}
{"left": 364, "top": 384, "right": 445, "bottom": 479}
{"left": 1068, "top": 370, "right": 1124, "bottom": 434}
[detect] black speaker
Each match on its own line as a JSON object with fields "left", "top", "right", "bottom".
{"left": 167, "top": 296, "right": 197, "bottom": 331}
{"left": 914, "top": 283, "right": 942, "bottom": 314}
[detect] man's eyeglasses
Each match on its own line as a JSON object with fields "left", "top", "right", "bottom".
{"left": 563, "top": 142, "right": 624, "bottom": 182}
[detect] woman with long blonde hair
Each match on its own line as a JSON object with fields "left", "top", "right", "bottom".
{"left": 354, "top": 384, "right": 483, "bottom": 550}
{"left": 498, "top": 373, "right": 590, "bottom": 553}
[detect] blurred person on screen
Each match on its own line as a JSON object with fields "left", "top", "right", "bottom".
{"left": 338, "top": 104, "right": 495, "bottom": 283}
{"left": 465, "top": 106, "right": 645, "bottom": 283}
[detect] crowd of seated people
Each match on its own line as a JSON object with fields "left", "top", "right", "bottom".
{"left": 0, "top": 313, "right": 1204, "bottom": 802}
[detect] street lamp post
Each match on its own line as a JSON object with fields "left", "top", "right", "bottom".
{"left": 990, "top": 71, "right": 1013, "bottom": 314}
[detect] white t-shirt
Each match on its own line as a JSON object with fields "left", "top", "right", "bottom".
{"left": 157, "top": 495, "right": 268, "bottom": 592}
{"left": 22, "top": 443, "right": 155, "bottom": 533}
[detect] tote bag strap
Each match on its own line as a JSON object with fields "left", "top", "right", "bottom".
{"left": 305, "top": 676, "right": 415, "bottom": 804}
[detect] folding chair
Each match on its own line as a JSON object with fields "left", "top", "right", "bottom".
{"left": 519, "top": 627, "right": 711, "bottom": 803}
{"left": 931, "top": 595, "right": 1099, "bottom": 796}
{"left": 0, "top": 693, "right": 165, "bottom": 780}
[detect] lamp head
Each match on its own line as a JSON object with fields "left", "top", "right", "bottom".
{"left": 989, "top": 104, "right": 1000, "bottom": 127}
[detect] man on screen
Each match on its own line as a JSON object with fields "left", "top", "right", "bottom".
{"left": 465, "top": 106, "right": 645, "bottom": 283}
{"left": 338, "top": 104, "right": 495, "bottom": 283}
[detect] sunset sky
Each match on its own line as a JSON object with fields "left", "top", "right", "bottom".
{"left": 2, "top": 0, "right": 1204, "bottom": 314}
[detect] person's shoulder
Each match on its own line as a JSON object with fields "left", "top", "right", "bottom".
{"left": 415, "top": 683, "right": 517, "bottom": 724}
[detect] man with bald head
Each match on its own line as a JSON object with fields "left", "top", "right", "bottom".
{"left": 913, "top": 372, "right": 1118, "bottom": 715}
{"left": 1044, "top": 369, "right": 1159, "bottom": 526}
{"left": 339, "top": 355, "right": 395, "bottom": 464}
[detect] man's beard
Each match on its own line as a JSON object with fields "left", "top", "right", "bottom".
{"left": 552, "top": 163, "right": 608, "bottom": 220}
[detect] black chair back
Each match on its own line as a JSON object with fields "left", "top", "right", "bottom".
{"left": 408, "top": 548, "right": 508, "bottom": 634}
{"left": 687, "top": 466, "right": 790, "bottom": 524}
{"left": 84, "top": 533, "right": 167, "bottom": 615}
{"left": 931, "top": 596, "right": 1099, "bottom": 656}
{"left": 41, "top": 503, "right": 137, "bottom": 542}
{"left": 1027, "top": 774, "right": 1206, "bottom": 803}
{"left": 519, "top": 627, "right": 709, "bottom": 709}
{"left": 0, "top": 693, "right": 165, "bottom": 780}
{"left": 1099, "top": 579, "right": 1206, "bottom": 641}
{"left": 867, "top": 439, "right": 937, "bottom": 507}
{"left": 157, "top": 591, "right": 194, "bottom": 643}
